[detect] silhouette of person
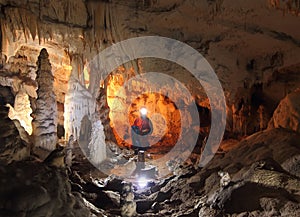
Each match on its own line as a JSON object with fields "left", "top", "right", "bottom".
{"left": 131, "top": 107, "right": 153, "bottom": 154}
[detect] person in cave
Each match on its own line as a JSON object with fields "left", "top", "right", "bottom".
{"left": 131, "top": 107, "right": 153, "bottom": 154}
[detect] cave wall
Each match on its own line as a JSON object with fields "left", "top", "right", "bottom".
{"left": 105, "top": 69, "right": 193, "bottom": 147}
{"left": 0, "top": 0, "right": 299, "bottom": 101}
{"left": 0, "top": 86, "right": 29, "bottom": 164}
{"left": 7, "top": 89, "right": 33, "bottom": 134}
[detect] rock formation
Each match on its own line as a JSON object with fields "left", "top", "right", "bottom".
{"left": 64, "top": 76, "right": 95, "bottom": 140}
{"left": 0, "top": 0, "right": 299, "bottom": 216}
{"left": 269, "top": 88, "right": 300, "bottom": 133}
{"left": 0, "top": 86, "right": 29, "bottom": 164}
{"left": 46, "top": 127, "right": 297, "bottom": 217}
{"left": 7, "top": 89, "right": 33, "bottom": 135}
{"left": 0, "top": 161, "right": 90, "bottom": 217}
{"left": 88, "top": 114, "right": 107, "bottom": 166}
{"left": 120, "top": 182, "right": 136, "bottom": 217}
{"left": 32, "top": 49, "right": 57, "bottom": 151}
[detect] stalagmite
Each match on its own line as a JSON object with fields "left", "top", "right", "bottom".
{"left": 65, "top": 134, "right": 75, "bottom": 168}
{"left": 88, "top": 114, "right": 106, "bottom": 166}
{"left": 32, "top": 48, "right": 57, "bottom": 151}
{"left": 257, "top": 104, "right": 266, "bottom": 131}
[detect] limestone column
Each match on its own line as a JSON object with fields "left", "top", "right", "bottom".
{"left": 32, "top": 48, "right": 57, "bottom": 150}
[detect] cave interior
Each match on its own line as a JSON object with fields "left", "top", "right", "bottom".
{"left": 0, "top": 0, "right": 300, "bottom": 217}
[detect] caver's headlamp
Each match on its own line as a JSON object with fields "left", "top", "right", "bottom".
{"left": 140, "top": 107, "right": 148, "bottom": 116}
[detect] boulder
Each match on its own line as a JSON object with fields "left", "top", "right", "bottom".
{"left": 269, "top": 89, "right": 300, "bottom": 133}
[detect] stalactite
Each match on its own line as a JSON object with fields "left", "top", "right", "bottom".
{"left": 32, "top": 48, "right": 57, "bottom": 150}
{"left": 28, "top": 13, "right": 37, "bottom": 40}
{"left": 18, "top": 9, "right": 28, "bottom": 43}
{"left": 37, "top": 20, "right": 42, "bottom": 45}
{"left": 70, "top": 53, "right": 86, "bottom": 86}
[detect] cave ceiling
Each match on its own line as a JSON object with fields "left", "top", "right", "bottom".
{"left": 0, "top": 0, "right": 299, "bottom": 105}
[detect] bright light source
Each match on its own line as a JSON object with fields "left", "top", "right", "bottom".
{"left": 137, "top": 177, "right": 148, "bottom": 188}
{"left": 140, "top": 108, "right": 148, "bottom": 116}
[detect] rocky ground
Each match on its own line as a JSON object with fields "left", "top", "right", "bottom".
{"left": 0, "top": 161, "right": 90, "bottom": 217}
{"left": 66, "top": 127, "right": 300, "bottom": 217}
{"left": 1, "top": 127, "right": 299, "bottom": 217}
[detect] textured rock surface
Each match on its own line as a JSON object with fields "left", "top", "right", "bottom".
{"left": 269, "top": 88, "right": 300, "bottom": 133}
{"left": 97, "top": 85, "right": 116, "bottom": 143}
{"left": 66, "top": 128, "right": 300, "bottom": 216}
{"left": 32, "top": 49, "right": 57, "bottom": 150}
{"left": 0, "top": 161, "right": 90, "bottom": 217}
{"left": 87, "top": 114, "right": 107, "bottom": 166}
{"left": 7, "top": 89, "right": 33, "bottom": 135}
{"left": 0, "top": 71, "right": 37, "bottom": 136}
{"left": 0, "top": 1, "right": 299, "bottom": 216}
{"left": 0, "top": 0, "right": 299, "bottom": 107}
{"left": 0, "top": 0, "right": 299, "bottom": 147}
{"left": 105, "top": 71, "right": 186, "bottom": 148}
{"left": 0, "top": 85, "right": 29, "bottom": 164}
